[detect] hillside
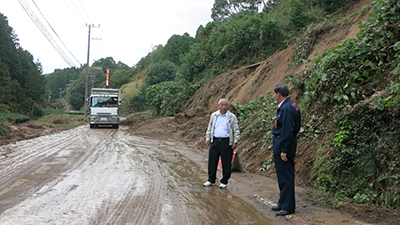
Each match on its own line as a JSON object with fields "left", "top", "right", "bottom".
{"left": 122, "top": 0, "right": 399, "bottom": 223}
{"left": 127, "top": 0, "right": 372, "bottom": 180}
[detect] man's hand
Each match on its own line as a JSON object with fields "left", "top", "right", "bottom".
{"left": 281, "top": 152, "right": 288, "bottom": 161}
{"left": 205, "top": 140, "right": 210, "bottom": 146}
{"left": 232, "top": 143, "right": 237, "bottom": 149}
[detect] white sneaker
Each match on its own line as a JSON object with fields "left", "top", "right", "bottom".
{"left": 203, "top": 181, "right": 216, "bottom": 187}
{"left": 219, "top": 183, "right": 227, "bottom": 189}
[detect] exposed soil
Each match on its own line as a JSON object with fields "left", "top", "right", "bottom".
{"left": 117, "top": 1, "right": 399, "bottom": 223}
{"left": 1, "top": 0, "right": 399, "bottom": 224}
{"left": 120, "top": 113, "right": 399, "bottom": 225}
{"left": 0, "top": 123, "right": 73, "bottom": 148}
{"left": 1, "top": 117, "right": 398, "bottom": 224}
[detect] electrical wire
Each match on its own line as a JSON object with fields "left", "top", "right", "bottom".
{"left": 62, "top": 0, "right": 87, "bottom": 31}
{"left": 31, "top": 0, "right": 81, "bottom": 66}
{"left": 77, "top": 0, "right": 94, "bottom": 24}
{"left": 63, "top": 0, "right": 102, "bottom": 61}
{"left": 74, "top": 0, "right": 101, "bottom": 40}
{"left": 17, "top": 0, "right": 78, "bottom": 67}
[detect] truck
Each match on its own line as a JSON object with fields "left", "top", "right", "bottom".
{"left": 88, "top": 69, "right": 121, "bottom": 129}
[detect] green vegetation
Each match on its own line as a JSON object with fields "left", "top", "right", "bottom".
{"left": 302, "top": 0, "right": 400, "bottom": 210}
{"left": 30, "top": 114, "right": 85, "bottom": 127}
{"left": 0, "top": 113, "right": 30, "bottom": 124}
{"left": 235, "top": 94, "right": 277, "bottom": 144}
{"left": 0, "top": 113, "right": 30, "bottom": 135}
{"left": 2, "top": 0, "right": 399, "bottom": 212}
{"left": 123, "top": 0, "right": 353, "bottom": 118}
{"left": 146, "top": 80, "right": 198, "bottom": 117}
{"left": 235, "top": 0, "right": 400, "bottom": 210}
{"left": 0, "top": 14, "right": 45, "bottom": 117}
{"left": 0, "top": 13, "right": 46, "bottom": 135}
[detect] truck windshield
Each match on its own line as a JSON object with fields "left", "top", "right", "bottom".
{"left": 91, "top": 97, "right": 118, "bottom": 107}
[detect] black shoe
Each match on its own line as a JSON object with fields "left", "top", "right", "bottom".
{"left": 271, "top": 206, "right": 281, "bottom": 211}
{"left": 276, "top": 210, "right": 294, "bottom": 216}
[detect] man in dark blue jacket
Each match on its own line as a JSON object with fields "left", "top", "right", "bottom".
{"left": 271, "top": 83, "right": 301, "bottom": 216}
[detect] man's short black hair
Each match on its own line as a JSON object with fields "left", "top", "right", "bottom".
{"left": 274, "top": 83, "right": 289, "bottom": 97}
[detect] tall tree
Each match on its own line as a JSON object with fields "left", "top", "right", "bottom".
{"left": 110, "top": 69, "right": 133, "bottom": 88}
{"left": 68, "top": 77, "right": 86, "bottom": 110}
{"left": 0, "top": 13, "right": 45, "bottom": 116}
{"left": 290, "top": 0, "right": 309, "bottom": 29}
{"left": 162, "top": 33, "right": 195, "bottom": 66}
{"left": 146, "top": 61, "right": 177, "bottom": 85}
{"left": 211, "top": 0, "right": 263, "bottom": 21}
{"left": 116, "top": 61, "right": 130, "bottom": 71}
{"left": 45, "top": 67, "right": 80, "bottom": 99}
{"left": 92, "top": 57, "right": 117, "bottom": 75}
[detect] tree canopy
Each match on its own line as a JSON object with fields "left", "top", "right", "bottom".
{"left": 211, "top": 0, "right": 263, "bottom": 22}
{"left": 162, "top": 33, "right": 195, "bottom": 66}
{"left": 146, "top": 61, "right": 177, "bottom": 85}
{"left": 0, "top": 13, "right": 45, "bottom": 116}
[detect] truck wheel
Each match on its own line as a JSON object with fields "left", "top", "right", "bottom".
{"left": 90, "top": 124, "right": 95, "bottom": 128}
{"left": 113, "top": 124, "right": 119, "bottom": 129}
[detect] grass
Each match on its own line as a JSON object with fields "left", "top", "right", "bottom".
{"left": 30, "top": 113, "right": 86, "bottom": 127}
{"left": 43, "top": 109, "right": 84, "bottom": 115}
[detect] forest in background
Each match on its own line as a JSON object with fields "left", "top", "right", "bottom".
{"left": 1, "top": 0, "right": 399, "bottom": 211}
{"left": 42, "top": 0, "right": 359, "bottom": 117}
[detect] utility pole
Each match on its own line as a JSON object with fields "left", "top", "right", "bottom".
{"left": 83, "top": 24, "right": 100, "bottom": 122}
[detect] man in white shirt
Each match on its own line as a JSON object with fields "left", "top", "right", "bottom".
{"left": 204, "top": 98, "right": 240, "bottom": 188}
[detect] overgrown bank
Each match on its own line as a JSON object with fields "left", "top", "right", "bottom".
{"left": 235, "top": 0, "right": 400, "bottom": 211}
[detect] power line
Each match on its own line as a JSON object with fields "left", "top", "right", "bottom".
{"left": 31, "top": 0, "right": 81, "bottom": 66}
{"left": 62, "top": 0, "right": 101, "bottom": 40}
{"left": 68, "top": 0, "right": 92, "bottom": 26}
{"left": 62, "top": 0, "right": 87, "bottom": 31}
{"left": 85, "top": 0, "right": 100, "bottom": 25}
{"left": 73, "top": 0, "right": 101, "bottom": 40}
{"left": 17, "top": 0, "right": 78, "bottom": 67}
{"left": 77, "top": 0, "right": 94, "bottom": 24}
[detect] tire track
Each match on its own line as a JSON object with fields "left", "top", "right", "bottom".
{"left": 1, "top": 129, "right": 272, "bottom": 224}
{"left": 92, "top": 136, "right": 169, "bottom": 225}
{"left": 0, "top": 126, "right": 89, "bottom": 190}
{"left": 128, "top": 141, "right": 168, "bottom": 224}
{"left": 0, "top": 126, "right": 117, "bottom": 217}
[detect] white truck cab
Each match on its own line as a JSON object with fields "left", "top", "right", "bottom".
{"left": 89, "top": 88, "right": 120, "bottom": 128}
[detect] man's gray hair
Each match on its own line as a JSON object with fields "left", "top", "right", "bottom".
{"left": 274, "top": 83, "right": 289, "bottom": 97}
{"left": 218, "top": 98, "right": 230, "bottom": 105}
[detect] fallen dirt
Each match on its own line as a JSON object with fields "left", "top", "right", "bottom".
{"left": 1, "top": 0, "right": 398, "bottom": 224}
{"left": 0, "top": 122, "right": 396, "bottom": 225}
{"left": 0, "top": 123, "right": 74, "bottom": 150}
{"left": 121, "top": 114, "right": 399, "bottom": 225}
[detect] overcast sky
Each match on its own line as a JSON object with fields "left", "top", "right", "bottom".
{"left": 1, "top": 0, "right": 215, "bottom": 74}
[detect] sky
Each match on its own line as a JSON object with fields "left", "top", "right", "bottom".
{"left": 0, "top": 0, "right": 215, "bottom": 74}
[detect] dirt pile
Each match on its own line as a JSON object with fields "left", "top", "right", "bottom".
{"left": 121, "top": 107, "right": 210, "bottom": 148}
{"left": 2, "top": 0, "right": 398, "bottom": 223}
{"left": 0, "top": 123, "right": 71, "bottom": 147}
{"left": 125, "top": 0, "right": 373, "bottom": 174}
{"left": 124, "top": 0, "right": 398, "bottom": 223}
{"left": 179, "top": 0, "right": 373, "bottom": 175}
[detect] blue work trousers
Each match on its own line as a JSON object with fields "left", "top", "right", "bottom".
{"left": 273, "top": 136, "right": 296, "bottom": 212}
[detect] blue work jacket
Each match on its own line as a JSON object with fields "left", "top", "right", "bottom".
{"left": 271, "top": 97, "right": 301, "bottom": 154}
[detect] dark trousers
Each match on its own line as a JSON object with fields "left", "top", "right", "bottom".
{"left": 273, "top": 137, "right": 296, "bottom": 212}
{"left": 207, "top": 138, "right": 233, "bottom": 184}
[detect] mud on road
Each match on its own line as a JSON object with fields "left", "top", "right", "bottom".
{"left": 0, "top": 126, "right": 379, "bottom": 224}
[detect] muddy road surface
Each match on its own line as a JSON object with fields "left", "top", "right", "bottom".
{"left": 0, "top": 126, "right": 373, "bottom": 225}
{"left": 0, "top": 126, "right": 270, "bottom": 224}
